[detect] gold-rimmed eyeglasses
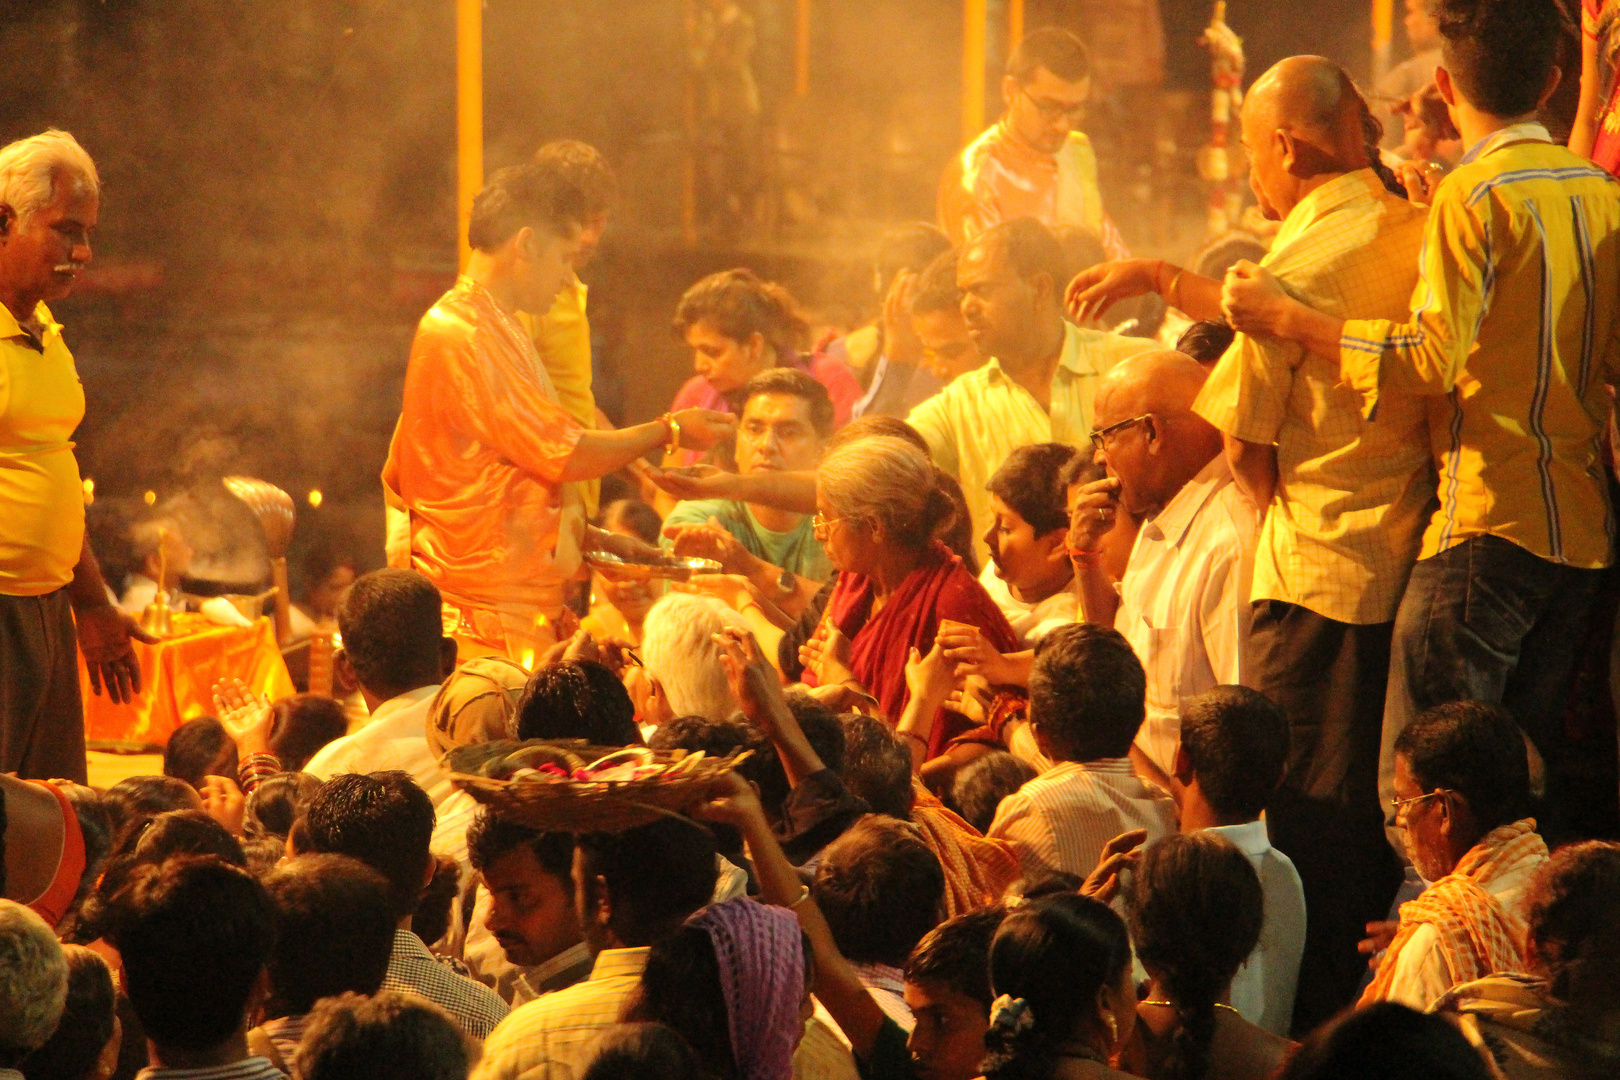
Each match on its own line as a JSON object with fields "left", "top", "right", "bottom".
{"left": 811, "top": 512, "right": 845, "bottom": 538}
{"left": 1387, "top": 788, "right": 1453, "bottom": 828}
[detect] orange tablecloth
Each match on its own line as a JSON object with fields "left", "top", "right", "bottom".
{"left": 80, "top": 615, "right": 294, "bottom": 749}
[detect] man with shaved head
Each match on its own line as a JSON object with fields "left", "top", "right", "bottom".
{"left": 1066, "top": 348, "right": 1257, "bottom": 786}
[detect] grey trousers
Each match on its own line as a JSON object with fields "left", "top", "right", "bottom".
{"left": 0, "top": 589, "right": 87, "bottom": 784}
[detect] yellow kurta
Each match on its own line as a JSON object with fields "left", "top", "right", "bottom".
{"left": 518, "top": 273, "right": 600, "bottom": 515}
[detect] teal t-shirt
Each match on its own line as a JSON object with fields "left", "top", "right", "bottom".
{"left": 663, "top": 498, "right": 833, "bottom": 582}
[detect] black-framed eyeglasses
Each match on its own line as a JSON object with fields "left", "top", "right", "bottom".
{"left": 1020, "top": 84, "right": 1087, "bottom": 123}
{"left": 1089, "top": 414, "right": 1152, "bottom": 451}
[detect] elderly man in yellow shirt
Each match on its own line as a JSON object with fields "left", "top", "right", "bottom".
{"left": 0, "top": 129, "right": 153, "bottom": 784}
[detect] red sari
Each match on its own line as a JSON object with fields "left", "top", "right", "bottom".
{"left": 826, "top": 542, "right": 1019, "bottom": 759}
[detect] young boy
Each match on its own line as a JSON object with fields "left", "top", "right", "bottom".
{"left": 902, "top": 907, "right": 1008, "bottom": 1080}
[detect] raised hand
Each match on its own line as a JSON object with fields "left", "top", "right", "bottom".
{"left": 904, "top": 641, "right": 956, "bottom": 710}
{"left": 212, "top": 678, "right": 275, "bottom": 755}
{"left": 879, "top": 268, "right": 924, "bottom": 367}
{"left": 1080, "top": 828, "right": 1148, "bottom": 903}
{"left": 198, "top": 774, "right": 246, "bottom": 836}
{"left": 1065, "top": 258, "right": 1160, "bottom": 325}
{"left": 645, "top": 463, "right": 741, "bottom": 502}
{"left": 713, "top": 626, "right": 786, "bottom": 728}
{"left": 78, "top": 604, "right": 158, "bottom": 703}
{"left": 670, "top": 408, "right": 738, "bottom": 451}
{"left": 1066, "top": 476, "right": 1123, "bottom": 557}
{"left": 799, "top": 621, "right": 856, "bottom": 688}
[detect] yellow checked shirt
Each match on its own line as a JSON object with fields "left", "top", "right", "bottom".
{"left": 0, "top": 301, "right": 85, "bottom": 596}
{"left": 518, "top": 273, "right": 600, "bottom": 515}
{"left": 1195, "top": 169, "right": 1434, "bottom": 624}
{"left": 1341, "top": 126, "right": 1620, "bottom": 568}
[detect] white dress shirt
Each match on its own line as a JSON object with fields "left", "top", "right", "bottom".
{"left": 1208, "top": 820, "right": 1306, "bottom": 1037}
{"left": 978, "top": 562, "right": 1078, "bottom": 647}
{"left": 988, "top": 758, "right": 1178, "bottom": 880}
{"left": 1116, "top": 457, "right": 1258, "bottom": 777}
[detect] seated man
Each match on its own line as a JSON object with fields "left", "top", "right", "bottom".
{"left": 1067, "top": 348, "right": 1258, "bottom": 781}
{"left": 988, "top": 623, "right": 1177, "bottom": 878}
{"left": 105, "top": 857, "right": 280, "bottom": 1080}
{"left": 908, "top": 250, "right": 984, "bottom": 385}
{"left": 0, "top": 900, "right": 67, "bottom": 1075}
{"left": 302, "top": 771, "right": 510, "bottom": 1040}
{"left": 117, "top": 516, "right": 192, "bottom": 615}
{"left": 1362, "top": 701, "right": 1547, "bottom": 1011}
{"left": 902, "top": 906, "right": 1009, "bottom": 1080}
{"left": 813, "top": 815, "right": 946, "bottom": 1032}
{"left": 663, "top": 367, "right": 835, "bottom": 607}
{"left": 1174, "top": 686, "right": 1305, "bottom": 1037}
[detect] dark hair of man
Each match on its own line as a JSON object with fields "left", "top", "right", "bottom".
{"left": 162, "top": 717, "right": 238, "bottom": 789}
{"left": 517, "top": 660, "right": 641, "bottom": 746}
{"left": 103, "top": 775, "right": 199, "bottom": 839}
{"left": 982, "top": 894, "right": 1132, "bottom": 1080}
{"left": 17, "top": 945, "right": 115, "bottom": 1080}
{"left": 1174, "top": 321, "right": 1237, "bottom": 366}
{"left": 269, "top": 694, "right": 350, "bottom": 773}
{"left": 107, "top": 856, "right": 276, "bottom": 1053}
{"left": 1009, "top": 868, "right": 1086, "bottom": 902}
{"left": 302, "top": 771, "right": 436, "bottom": 921}
{"left": 245, "top": 771, "right": 324, "bottom": 840}
{"left": 294, "top": 991, "right": 474, "bottom": 1080}
{"left": 909, "top": 249, "right": 962, "bottom": 316}
{"left": 532, "top": 139, "right": 617, "bottom": 219}
{"left": 784, "top": 689, "right": 847, "bottom": 772}
{"left": 974, "top": 218, "right": 1069, "bottom": 302}
{"left": 1180, "top": 686, "right": 1290, "bottom": 822}
{"left": 581, "top": 1023, "right": 708, "bottom": 1080}
{"left": 839, "top": 713, "right": 914, "bottom": 820}
{"left": 1394, "top": 700, "right": 1531, "bottom": 832}
{"left": 467, "top": 160, "right": 585, "bottom": 252}
{"left": 813, "top": 816, "right": 944, "bottom": 967}
{"left": 337, "top": 569, "right": 446, "bottom": 696}
{"left": 1006, "top": 27, "right": 1091, "bottom": 84}
{"left": 132, "top": 810, "right": 246, "bottom": 868}
{"left": 598, "top": 499, "right": 663, "bottom": 546}
{"left": 1522, "top": 840, "right": 1620, "bottom": 1000}
{"left": 648, "top": 716, "right": 768, "bottom": 856}
{"left": 948, "top": 750, "right": 1038, "bottom": 835}
{"left": 1275, "top": 1001, "right": 1494, "bottom": 1080}
{"left": 987, "top": 442, "right": 1076, "bottom": 536}
{"left": 903, "top": 906, "right": 1008, "bottom": 1013}
{"left": 1435, "top": 0, "right": 1568, "bottom": 118}
{"left": 1058, "top": 447, "right": 1107, "bottom": 490}
{"left": 466, "top": 810, "right": 574, "bottom": 881}
{"left": 1029, "top": 624, "right": 1146, "bottom": 762}
{"left": 673, "top": 269, "right": 811, "bottom": 356}
{"left": 577, "top": 817, "right": 718, "bottom": 948}
{"left": 262, "top": 854, "right": 396, "bottom": 1017}
{"left": 742, "top": 366, "right": 836, "bottom": 438}
{"left": 1126, "top": 834, "right": 1264, "bottom": 1080}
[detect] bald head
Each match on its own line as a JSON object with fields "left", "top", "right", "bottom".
{"left": 1094, "top": 349, "right": 1222, "bottom": 516}
{"left": 1246, "top": 56, "right": 1371, "bottom": 167}
{"left": 1097, "top": 348, "right": 1210, "bottom": 419}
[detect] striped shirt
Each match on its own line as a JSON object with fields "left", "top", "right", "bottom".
{"left": 134, "top": 1060, "right": 285, "bottom": 1080}
{"left": 384, "top": 928, "right": 510, "bottom": 1041}
{"left": 1195, "top": 168, "right": 1434, "bottom": 624}
{"left": 1340, "top": 125, "right": 1620, "bottom": 569}
{"left": 987, "top": 758, "right": 1178, "bottom": 880}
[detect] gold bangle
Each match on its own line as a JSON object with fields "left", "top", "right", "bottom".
{"left": 1166, "top": 267, "right": 1186, "bottom": 311}
{"left": 661, "top": 413, "right": 681, "bottom": 455}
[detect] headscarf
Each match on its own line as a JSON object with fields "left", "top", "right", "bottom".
{"left": 686, "top": 898, "right": 806, "bottom": 1080}
{"left": 425, "top": 656, "right": 528, "bottom": 758}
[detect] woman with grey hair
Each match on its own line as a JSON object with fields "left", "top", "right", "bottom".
{"left": 801, "top": 436, "right": 1016, "bottom": 759}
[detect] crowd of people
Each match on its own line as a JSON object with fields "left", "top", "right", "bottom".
{"left": 4, "top": 1, "right": 1620, "bottom": 1079}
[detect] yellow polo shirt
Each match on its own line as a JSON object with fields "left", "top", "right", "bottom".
{"left": 0, "top": 301, "right": 85, "bottom": 595}
{"left": 518, "top": 273, "right": 599, "bottom": 515}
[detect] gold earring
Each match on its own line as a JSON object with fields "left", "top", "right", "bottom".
{"left": 1104, "top": 1011, "right": 1119, "bottom": 1046}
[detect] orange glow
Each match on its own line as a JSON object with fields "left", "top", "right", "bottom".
{"left": 143, "top": 489, "right": 157, "bottom": 506}
{"left": 308, "top": 489, "right": 323, "bottom": 508}
{"left": 82, "top": 477, "right": 94, "bottom": 504}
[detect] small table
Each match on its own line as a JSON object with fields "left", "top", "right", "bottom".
{"left": 80, "top": 614, "right": 295, "bottom": 750}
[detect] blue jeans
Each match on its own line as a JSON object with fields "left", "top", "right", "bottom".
{"left": 1380, "top": 535, "right": 1603, "bottom": 845}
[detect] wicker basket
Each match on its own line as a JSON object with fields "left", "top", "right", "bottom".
{"left": 445, "top": 739, "right": 752, "bottom": 833}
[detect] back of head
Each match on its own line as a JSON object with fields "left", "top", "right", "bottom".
{"left": 0, "top": 900, "right": 68, "bottom": 1067}
{"left": 17, "top": 944, "right": 114, "bottom": 1080}
{"left": 1030, "top": 624, "right": 1146, "bottom": 762}
{"left": 1436, "top": 0, "right": 1567, "bottom": 119}
{"left": 245, "top": 771, "right": 324, "bottom": 840}
{"left": 582, "top": 1023, "right": 708, "bottom": 1080}
{"left": 1174, "top": 321, "right": 1236, "bottom": 367}
{"left": 294, "top": 991, "right": 474, "bottom": 1080}
{"left": 649, "top": 714, "right": 782, "bottom": 817}
{"left": 337, "top": 569, "right": 446, "bottom": 696}
{"left": 1394, "top": 700, "right": 1531, "bottom": 832}
{"left": 988, "top": 442, "right": 1080, "bottom": 537}
{"left": 0, "top": 128, "right": 98, "bottom": 222}
{"left": 971, "top": 218, "right": 1069, "bottom": 303}
{"left": 904, "top": 905, "right": 1009, "bottom": 1013}
{"left": 162, "top": 717, "right": 238, "bottom": 789}
{"left": 910, "top": 249, "right": 962, "bottom": 317}
{"left": 839, "top": 712, "right": 914, "bottom": 820}
{"left": 950, "top": 751, "right": 1038, "bottom": 835}
{"left": 468, "top": 160, "right": 586, "bottom": 252}
{"left": 983, "top": 894, "right": 1133, "bottom": 1080}
{"left": 104, "top": 774, "right": 201, "bottom": 841}
{"left": 1125, "top": 834, "right": 1264, "bottom": 1080}
{"left": 1007, "top": 27, "right": 1090, "bottom": 85}
{"left": 824, "top": 414, "right": 931, "bottom": 455}
{"left": 743, "top": 366, "right": 836, "bottom": 437}
{"left": 532, "top": 138, "right": 617, "bottom": 220}
{"left": 106, "top": 857, "right": 276, "bottom": 1054}
{"left": 1180, "top": 686, "right": 1290, "bottom": 821}
{"left": 673, "top": 268, "right": 810, "bottom": 356}
{"left": 640, "top": 594, "right": 747, "bottom": 720}
{"left": 268, "top": 694, "right": 350, "bottom": 772}
{"left": 785, "top": 689, "right": 847, "bottom": 773}
{"left": 813, "top": 815, "right": 944, "bottom": 967}
{"left": 818, "top": 435, "right": 957, "bottom": 552}
{"left": 302, "top": 771, "right": 436, "bottom": 921}
{"left": 600, "top": 499, "right": 663, "bottom": 545}
{"left": 132, "top": 810, "right": 246, "bottom": 868}
{"left": 1523, "top": 840, "right": 1620, "bottom": 1002}
{"left": 1276, "top": 1001, "right": 1494, "bottom": 1080}
{"left": 518, "top": 660, "right": 640, "bottom": 745}
{"left": 578, "top": 817, "right": 718, "bottom": 947}
{"left": 263, "top": 854, "right": 397, "bottom": 1015}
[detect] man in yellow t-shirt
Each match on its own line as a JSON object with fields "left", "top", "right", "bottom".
{"left": 0, "top": 130, "right": 154, "bottom": 784}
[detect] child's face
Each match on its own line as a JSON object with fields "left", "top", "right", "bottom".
{"left": 904, "top": 978, "right": 989, "bottom": 1080}
{"left": 984, "top": 495, "right": 1068, "bottom": 596}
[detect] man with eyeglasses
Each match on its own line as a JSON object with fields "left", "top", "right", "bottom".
{"left": 938, "top": 28, "right": 1128, "bottom": 260}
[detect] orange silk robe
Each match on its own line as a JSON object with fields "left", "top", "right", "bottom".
{"left": 383, "top": 277, "right": 584, "bottom": 642}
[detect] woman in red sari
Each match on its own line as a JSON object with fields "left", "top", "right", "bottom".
{"left": 1573, "top": 0, "right": 1620, "bottom": 177}
{"left": 801, "top": 436, "right": 1018, "bottom": 760}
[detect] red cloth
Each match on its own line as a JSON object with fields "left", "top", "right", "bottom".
{"left": 1584, "top": 0, "right": 1620, "bottom": 177}
{"left": 826, "top": 542, "right": 1019, "bottom": 758}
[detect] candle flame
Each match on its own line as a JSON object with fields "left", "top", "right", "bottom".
{"left": 143, "top": 490, "right": 157, "bottom": 506}
{"left": 307, "top": 489, "right": 323, "bottom": 508}
{"left": 82, "top": 478, "right": 94, "bottom": 504}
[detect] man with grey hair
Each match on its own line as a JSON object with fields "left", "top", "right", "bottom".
{"left": 0, "top": 899, "right": 69, "bottom": 1074}
{"left": 631, "top": 592, "right": 746, "bottom": 737}
{"left": 0, "top": 129, "right": 153, "bottom": 785}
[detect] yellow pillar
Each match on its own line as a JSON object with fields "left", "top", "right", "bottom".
{"left": 456, "top": 0, "right": 483, "bottom": 271}
{"left": 1370, "top": 0, "right": 1395, "bottom": 86}
{"left": 795, "top": 0, "right": 811, "bottom": 97}
{"left": 963, "top": 0, "right": 988, "bottom": 146}
{"left": 1008, "top": 0, "right": 1023, "bottom": 52}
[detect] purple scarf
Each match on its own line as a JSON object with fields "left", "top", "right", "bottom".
{"left": 687, "top": 899, "right": 806, "bottom": 1080}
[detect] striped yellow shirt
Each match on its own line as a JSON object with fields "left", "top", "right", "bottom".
{"left": 1195, "top": 169, "right": 1434, "bottom": 624}
{"left": 1341, "top": 126, "right": 1620, "bottom": 568}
